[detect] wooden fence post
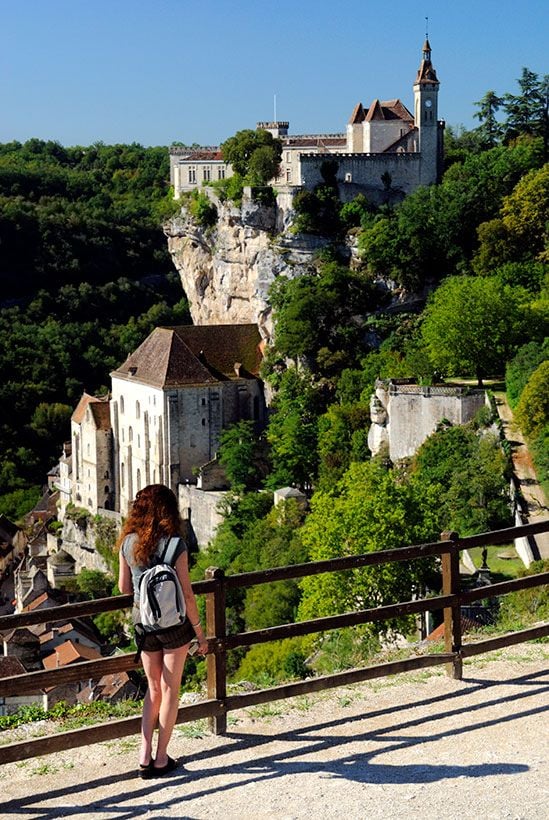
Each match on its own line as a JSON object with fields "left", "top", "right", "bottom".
{"left": 441, "top": 531, "right": 463, "bottom": 679}
{"left": 205, "top": 566, "right": 227, "bottom": 734}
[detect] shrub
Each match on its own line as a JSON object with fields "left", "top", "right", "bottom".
{"left": 515, "top": 360, "right": 549, "bottom": 437}
{"left": 188, "top": 190, "right": 217, "bottom": 228}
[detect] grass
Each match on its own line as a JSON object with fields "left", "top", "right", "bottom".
{"left": 466, "top": 545, "right": 524, "bottom": 580}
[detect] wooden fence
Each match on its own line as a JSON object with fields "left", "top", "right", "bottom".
{"left": 1, "top": 520, "right": 548, "bottom": 765}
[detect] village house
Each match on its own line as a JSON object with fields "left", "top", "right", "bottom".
{"left": 169, "top": 39, "right": 442, "bottom": 202}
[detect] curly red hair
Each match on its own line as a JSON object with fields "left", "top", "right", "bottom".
{"left": 117, "top": 484, "right": 183, "bottom": 566}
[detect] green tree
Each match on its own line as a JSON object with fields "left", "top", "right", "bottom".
{"left": 221, "top": 129, "right": 282, "bottom": 183}
{"left": 506, "top": 340, "right": 549, "bottom": 408}
{"left": 503, "top": 68, "right": 549, "bottom": 155}
{"left": 218, "top": 420, "right": 263, "bottom": 491}
{"left": 298, "top": 459, "right": 437, "bottom": 637}
{"left": 474, "top": 91, "right": 504, "bottom": 148}
{"left": 515, "top": 360, "right": 549, "bottom": 437}
{"left": 421, "top": 276, "right": 533, "bottom": 384}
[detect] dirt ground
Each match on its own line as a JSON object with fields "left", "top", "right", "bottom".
{"left": 0, "top": 643, "right": 548, "bottom": 820}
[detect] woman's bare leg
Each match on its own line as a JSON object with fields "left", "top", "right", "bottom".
{"left": 140, "top": 650, "right": 163, "bottom": 766}
{"left": 154, "top": 645, "right": 188, "bottom": 768}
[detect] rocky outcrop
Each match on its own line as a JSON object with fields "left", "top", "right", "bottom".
{"left": 164, "top": 193, "right": 329, "bottom": 340}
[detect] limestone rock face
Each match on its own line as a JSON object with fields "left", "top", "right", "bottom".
{"left": 164, "top": 196, "right": 325, "bottom": 341}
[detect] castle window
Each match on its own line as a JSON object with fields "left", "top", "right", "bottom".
{"left": 201, "top": 398, "right": 206, "bottom": 406}
{"left": 218, "top": 167, "right": 225, "bottom": 180}
{"left": 203, "top": 167, "right": 211, "bottom": 181}
{"left": 136, "top": 401, "right": 140, "bottom": 419}
{"left": 104, "top": 470, "right": 109, "bottom": 479}
{"left": 121, "top": 464, "right": 125, "bottom": 488}
{"left": 120, "top": 396, "right": 125, "bottom": 414}
{"left": 136, "top": 468, "right": 141, "bottom": 491}
{"left": 129, "top": 426, "right": 133, "bottom": 442}
{"left": 104, "top": 485, "right": 109, "bottom": 494}
{"left": 189, "top": 167, "right": 196, "bottom": 184}
{"left": 286, "top": 169, "right": 292, "bottom": 182}
{"left": 201, "top": 418, "right": 206, "bottom": 426}
{"left": 122, "top": 428, "right": 125, "bottom": 442}
{"left": 87, "top": 443, "right": 90, "bottom": 456}
{"left": 345, "top": 172, "right": 352, "bottom": 183}
{"left": 88, "top": 498, "right": 92, "bottom": 508}
{"left": 137, "top": 434, "right": 141, "bottom": 448}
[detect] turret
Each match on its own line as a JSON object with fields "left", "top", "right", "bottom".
{"left": 413, "top": 39, "right": 442, "bottom": 184}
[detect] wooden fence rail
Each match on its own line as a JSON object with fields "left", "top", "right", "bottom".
{"left": 1, "top": 519, "right": 548, "bottom": 764}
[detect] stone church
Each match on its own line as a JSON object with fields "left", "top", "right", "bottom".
{"left": 61, "top": 324, "right": 266, "bottom": 517}
{"left": 170, "top": 39, "right": 443, "bottom": 202}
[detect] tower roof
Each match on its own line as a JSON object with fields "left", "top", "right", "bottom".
{"left": 111, "top": 324, "right": 264, "bottom": 388}
{"left": 415, "top": 39, "right": 439, "bottom": 85}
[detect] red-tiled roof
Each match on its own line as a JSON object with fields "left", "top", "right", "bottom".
{"left": 43, "top": 640, "right": 101, "bottom": 669}
{"left": 364, "top": 99, "right": 414, "bottom": 123}
{"left": 176, "top": 150, "right": 224, "bottom": 162}
{"left": 348, "top": 103, "right": 366, "bottom": 124}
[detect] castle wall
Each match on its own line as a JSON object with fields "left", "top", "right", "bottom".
{"left": 178, "top": 484, "right": 227, "bottom": 548}
{"left": 386, "top": 386, "right": 487, "bottom": 461}
{"left": 299, "top": 153, "right": 424, "bottom": 200}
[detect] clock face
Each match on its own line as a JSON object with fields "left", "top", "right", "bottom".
{"left": 425, "top": 99, "right": 433, "bottom": 108}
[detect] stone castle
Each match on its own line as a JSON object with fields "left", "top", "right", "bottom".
{"left": 169, "top": 39, "right": 443, "bottom": 204}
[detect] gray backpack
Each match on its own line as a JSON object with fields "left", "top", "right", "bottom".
{"left": 137, "top": 537, "right": 186, "bottom": 632}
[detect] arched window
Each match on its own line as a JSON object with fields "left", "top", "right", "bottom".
{"left": 136, "top": 401, "right": 140, "bottom": 419}
{"left": 120, "top": 396, "right": 125, "bottom": 415}
{"left": 129, "top": 426, "right": 133, "bottom": 442}
{"left": 121, "top": 463, "right": 125, "bottom": 488}
{"left": 136, "top": 468, "right": 141, "bottom": 491}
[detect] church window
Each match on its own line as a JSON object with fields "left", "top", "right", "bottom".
{"left": 136, "top": 401, "right": 140, "bottom": 419}
{"left": 120, "top": 396, "right": 125, "bottom": 415}
{"left": 189, "top": 167, "right": 196, "bottom": 183}
{"left": 122, "top": 428, "right": 125, "bottom": 442}
{"left": 201, "top": 398, "right": 206, "bottom": 406}
{"left": 345, "top": 172, "right": 352, "bottom": 183}
{"left": 201, "top": 418, "right": 206, "bottom": 426}
{"left": 87, "top": 443, "right": 90, "bottom": 456}
{"left": 137, "top": 434, "right": 141, "bottom": 448}
{"left": 129, "top": 426, "right": 133, "bottom": 442}
{"left": 121, "top": 464, "right": 125, "bottom": 488}
{"left": 104, "top": 485, "right": 109, "bottom": 495}
{"left": 136, "top": 468, "right": 141, "bottom": 491}
{"left": 104, "top": 470, "right": 109, "bottom": 479}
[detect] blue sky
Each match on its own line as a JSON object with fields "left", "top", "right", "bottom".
{"left": 0, "top": 0, "right": 547, "bottom": 147}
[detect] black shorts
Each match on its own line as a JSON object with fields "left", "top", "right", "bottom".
{"left": 132, "top": 607, "right": 195, "bottom": 652}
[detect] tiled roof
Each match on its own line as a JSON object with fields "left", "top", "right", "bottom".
{"left": 283, "top": 136, "right": 346, "bottom": 148}
{"left": 348, "top": 103, "right": 366, "bottom": 124}
{"left": 112, "top": 324, "right": 264, "bottom": 388}
{"left": 23, "top": 592, "right": 50, "bottom": 612}
{"left": 72, "top": 393, "right": 110, "bottom": 426}
{"left": 0, "top": 656, "right": 26, "bottom": 677}
{"left": 43, "top": 640, "right": 101, "bottom": 669}
{"left": 364, "top": 99, "right": 414, "bottom": 123}
{"left": 176, "top": 150, "right": 224, "bottom": 162}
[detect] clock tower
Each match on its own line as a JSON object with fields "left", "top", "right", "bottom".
{"left": 413, "top": 39, "right": 442, "bottom": 184}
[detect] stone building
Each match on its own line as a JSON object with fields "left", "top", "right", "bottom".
{"left": 368, "top": 380, "right": 487, "bottom": 462}
{"left": 169, "top": 39, "right": 443, "bottom": 202}
{"left": 111, "top": 323, "right": 266, "bottom": 514}
{"left": 68, "top": 394, "right": 113, "bottom": 516}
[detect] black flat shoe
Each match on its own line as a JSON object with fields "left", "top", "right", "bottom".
{"left": 151, "top": 755, "right": 178, "bottom": 776}
{"left": 138, "top": 760, "right": 154, "bottom": 779}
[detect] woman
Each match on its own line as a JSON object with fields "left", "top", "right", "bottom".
{"left": 118, "top": 484, "right": 208, "bottom": 778}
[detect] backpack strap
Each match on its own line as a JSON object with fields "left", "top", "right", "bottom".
{"left": 159, "top": 536, "right": 181, "bottom": 568}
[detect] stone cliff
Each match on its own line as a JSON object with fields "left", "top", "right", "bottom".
{"left": 164, "top": 193, "right": 329, "bottom": 340}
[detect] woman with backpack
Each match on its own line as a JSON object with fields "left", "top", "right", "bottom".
{"left": 117, "top": 484, "right": 208, "bottom": 778}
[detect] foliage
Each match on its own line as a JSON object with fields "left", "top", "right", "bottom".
{"left": 217, "top": 420, "right": 265, "bottom": 492}
{"left": 269, "top": 261, "right": 381, "bottom": 374}
{"left": 514, "top": 360, "right": 549, "bottom": 437}
{"left": 411, "top": 425, "right": 512, "bottom": 536}
{"left": 506, "top": 340, "right": 549, "bottom": 408}
{"left": 420, "top": 276, "right": 537, "bottom": 383}
{"left": 93, "top": 515, "right": 120, "bottom": 576}
{"left": 502, "top": 69, "right": 549, "bottom": 153}
{"left": 221, "top": 129, "right": 282, "bottom": 184}
{"left": 316, "top": 402, "right": 371, "bottom": 487}
{"left": 0, "top": 485, "right": 41, "bottom": 522}
{"left": 473, "top": 91, "right": 504, "bottom": 148}
{"left": 0, "top": 697, "right": 141, "bottom": 731}
{"left": 358, "top": 140, "right": 543, "bottom": 288}
{"left": 187, "top": 190, "right": 217, "bottom": 228}
{"left": 474, "top": 164, "right": 549, "bottom": 273}
{"left": 236, "top": 637, "right": 310, "bottom": 684}
{"left": 76, "top": 568, "right": 114, "bottom": 599}
{"left": 494, "top": 559, "right": 549, "bottom": 631}
{"left": 0, "top": 139, "right": 173, "bottom": 300}
{"left": 0, "top": 274, "right": 189, "bottom": 500}
{"left": 265, "top": 368, "right": 323, "bottom": 490}
{"left": 298, "top": 459, "right": 439, "bottom": 641}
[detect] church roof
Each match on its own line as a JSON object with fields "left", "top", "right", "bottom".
{"left": 111, "top": 324, "right": 264, "bottom": 389}
{"left": 364, "top": 99, "right": 414, "bottom": 123}
{"left": 348, "top": 103, "right": 366, "bottom": 124}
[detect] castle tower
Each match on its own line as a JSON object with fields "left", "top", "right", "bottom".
{"left": 413, "top": 39, "right": 442, "bottom": 184}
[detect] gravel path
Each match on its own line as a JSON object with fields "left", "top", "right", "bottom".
{"left": 1, "top": 644, "right": 548, "bottom": 820}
